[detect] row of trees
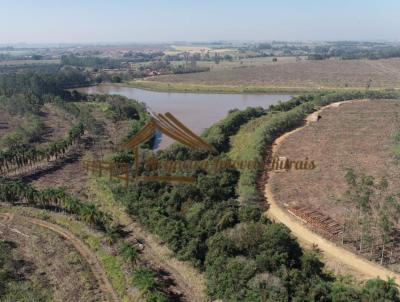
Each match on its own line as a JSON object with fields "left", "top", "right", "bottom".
{"left": 61, "top": 54, "right": 122, "bottom": 69}
{"left": 0, "top": 177, "right": 111, "bottom": 229}
{"left": 0, "top": 122, "right": 84, "bottom": 175}
{"left": 309, "top": 44, "right": 400, "bottom": 60}
{"left": 341, "top": 170, "right": 400, "bottom": 264}
{"left": 0, "top": 67, "right": 90, "bottom": 99}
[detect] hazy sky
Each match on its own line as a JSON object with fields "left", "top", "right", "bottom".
{"left": 1, "top": 0, "right": 399, "bottom": 43}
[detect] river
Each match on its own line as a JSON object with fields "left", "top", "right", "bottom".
{"left": 77, "top": 85, "right": 292, "bottom": 148}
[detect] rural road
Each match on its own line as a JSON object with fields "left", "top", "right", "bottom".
{"left": 0, "top": 212, "right": 119, "bottom": 302}
{"left": 264, "top": 100, "right": 400, "bottom": 284}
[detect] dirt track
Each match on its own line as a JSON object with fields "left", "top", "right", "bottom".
{"left": 124, "top": 219, "right": 208, "bottom": 302}
{"left": 264, "top": 100, "right": 400, "bottom": 284}
{"left": 0, "top": 212, "right": 119, "bottom": 302}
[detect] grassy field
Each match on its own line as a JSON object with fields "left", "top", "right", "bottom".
{"left": 130, "top": 58, "right": 400, "bottom": 93}
{"left": 167, "top": 56, "right": 306, "bottom": 71}
{"left": 125, "top": 79, "right": 362, "bottom": 94}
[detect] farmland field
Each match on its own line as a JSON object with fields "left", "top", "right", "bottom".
{"left": 268, "top": 99, "right": 400, "bottom": 270}
{"left": 269, "top": 99, "right": 400, "bottom": 221}
{"left": 137, "top": 58, "right": 400, "bottom": 92}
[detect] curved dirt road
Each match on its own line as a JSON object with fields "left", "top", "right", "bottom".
{"left": 0, "top": 212, "right": 119, "bottom": 302}
{"left": 264, "top": 100, "right": 400, "bottom": 284}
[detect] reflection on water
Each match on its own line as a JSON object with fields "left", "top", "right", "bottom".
{"left": 77, "top": 85, "right": 292, "bottom": 148}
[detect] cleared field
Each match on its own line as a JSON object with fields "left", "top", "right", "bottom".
{"left": 176, "top": 56, "right": 303, "bottom": 71}
{"left": 269, "top": 99, "right": 400, "bottom": 223}
{"left": 142, "top": 59, "right": 400, "bottom": 92}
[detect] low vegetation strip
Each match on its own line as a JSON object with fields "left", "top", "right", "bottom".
{"left": 124, "top": 79, "right": 337, "bottom": 94}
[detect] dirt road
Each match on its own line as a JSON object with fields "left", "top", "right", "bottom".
{"left": 264, "top": 100, "right": 400, "bottom": 284}
{"left": 0, "top": 212, "right": 119, "bottom": 302}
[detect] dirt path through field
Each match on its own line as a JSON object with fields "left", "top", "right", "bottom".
{"left": 88, "top": 181, "right": 207, "bottom": 302}
{"left": 264, "top": 100, "right": 400, "bottom": 284}
{"left": 0, "top": 212, "right": 119, "bottom": 302}
{"left": 123, "top": 220, "right": 208, "bottom": 302}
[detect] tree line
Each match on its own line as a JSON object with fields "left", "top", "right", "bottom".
{"left": 0, "top": 177, "right": 111, "bottom": 229}
{"left": 0, "top": 67, "right": 90, "bottom": 99}
{"left": 341, "top": 169, "right": 400, "bottom": 265}
{"left": 0, "top": 122, "right": 84, "bottom": 175}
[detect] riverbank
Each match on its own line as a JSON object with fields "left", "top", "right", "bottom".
{"left": 120, "top": 80, "right": 344, "bottom": 94}
{"left": 120, "top": 80, "right": 397, "bottom": 95}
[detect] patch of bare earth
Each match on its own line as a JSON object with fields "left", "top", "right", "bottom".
{"left": 27, "top": 144, "right": 89, "bottom": 196}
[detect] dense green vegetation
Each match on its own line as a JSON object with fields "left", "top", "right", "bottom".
{"left": 108, "top": 90, "right": 400, "bottom": 301}
{"left": 0, "top": 67, "right": 90, "bottom": 99}
{"left": 308, "top": 43, "right": 400, "bottom": 60}
{"left": 61, "top": 54, "right": 122, "bottom": 69}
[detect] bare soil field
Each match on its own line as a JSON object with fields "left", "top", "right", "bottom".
{"left": 269, "top": 99, "right": 400, "bottom": 223}
{"left": 147, "top": 58, "right": 400, "bottom": 90}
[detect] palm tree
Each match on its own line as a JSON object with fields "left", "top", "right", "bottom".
{"left": 79, "top": 204, "right": 100, "bottom": 226}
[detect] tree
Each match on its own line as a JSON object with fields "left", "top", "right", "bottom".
{"left": 362, "top": 278, "right": 400, "bottom": 302}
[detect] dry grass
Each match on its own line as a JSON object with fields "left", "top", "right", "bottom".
{"left": 0, "top": 110, "right": 21, "bottom": 138}
{"left": 145, "top": 59, "right": 400, "bottom": 91}
{"left": 269, "top": 99, "right": 400, "bottom": 223}
{"left": 0, "top": 212, "right": 102, "bottom": 302}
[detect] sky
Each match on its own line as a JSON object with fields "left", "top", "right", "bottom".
{"left": 1, "top": 0, "right": 399, "bottom": 44}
